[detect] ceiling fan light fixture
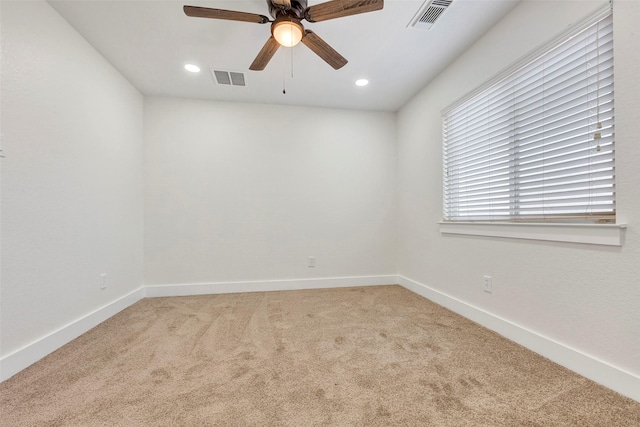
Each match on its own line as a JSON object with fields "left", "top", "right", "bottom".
{"left": 272, "top": 18, "right": 304, "bottom": 47}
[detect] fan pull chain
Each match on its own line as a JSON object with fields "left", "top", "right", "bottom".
{"left": 282, "top": 48, "right": 286, "bottom": 94}
{"left": 281, "top": 44, "right": 295, "bottom": 94}
{"left": 291, "top": 42, "right": 294, "bottom": 78}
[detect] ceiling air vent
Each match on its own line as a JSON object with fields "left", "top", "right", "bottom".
{"left": 408, "top": 0, "right": 453, "bottom": 30}
{"left": 211, "top": 69, "right": 246, "bottom": 86}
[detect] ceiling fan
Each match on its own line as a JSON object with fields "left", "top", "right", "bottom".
{"left": 183, "top": 0, "right": 384, "bottom": 71}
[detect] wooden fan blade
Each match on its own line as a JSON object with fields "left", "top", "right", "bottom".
{"left": 301, "top": 30, "right": 348, "bottom": 70}
{"left": 305, "top": 0, "right": 383, "bottom": 23}
{"left": 250, "top": 37, "right": 281, "bottom": 71}
{"left": 183, "top": 5, "right": 269, "bottom": 24}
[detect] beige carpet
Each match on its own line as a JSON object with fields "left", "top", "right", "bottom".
{"left": 1, "top": 285, "right": 639, "bottom": 426}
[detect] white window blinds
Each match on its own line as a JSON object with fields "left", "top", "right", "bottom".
{"left": 443, "top": 12, "right": 614, "bottom": 223}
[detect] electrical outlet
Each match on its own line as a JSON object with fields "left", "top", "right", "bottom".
{"left": 100, "top": 273, "right": 107, "bottom": 290}
{"left": 483, "top": 275, "right": 492, "bottom": 293}
{"left": 308, "top": 256, "right": 316, "bottom": 268}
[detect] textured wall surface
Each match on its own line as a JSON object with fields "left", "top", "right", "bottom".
{"left": 144, "top": 97, "right": 397, "bottom": 285}
{"left": 0, "top": 1, "right": 144, "bottom": 357}
{"left": 397, "top": 0, "right": 639, "bottom": 376}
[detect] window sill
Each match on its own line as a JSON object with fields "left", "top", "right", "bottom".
{"left": 438, "top": 222, "right": 627, "bottom": 246}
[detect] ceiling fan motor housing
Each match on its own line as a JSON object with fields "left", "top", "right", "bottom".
{"left": 268, "top": 0, "right": 308, "bottom": 20}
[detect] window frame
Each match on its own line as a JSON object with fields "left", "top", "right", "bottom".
{"left": 439, "top": 5, "right": 626, "bottom": 246}
{"left": 442, "top": 6, "right": 616, "bottom": 226}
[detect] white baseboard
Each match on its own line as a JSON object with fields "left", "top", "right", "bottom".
{"left": 0, "top": 287, "right": 145, "bottom": 382}
{"left": 398, "top": 275, "right": 640, "bottom": 403}
{"left": 145, "top": 275, "right": 398, "bottom": 298}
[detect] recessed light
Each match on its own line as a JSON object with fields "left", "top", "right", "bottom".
{"left": 184, "top": 64, "right": 201, "bottom": 73}
{"left": 355, "top": 79, "right": 369, "bottom": 87}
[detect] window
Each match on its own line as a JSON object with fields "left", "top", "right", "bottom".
{"left": 443, "top": 12, "right": 614, "bottom": 223}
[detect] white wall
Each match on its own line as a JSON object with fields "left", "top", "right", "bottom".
{"left": 0, "top": 0, "right": 144, "bottom": 363}
{"left": 397, "top": 0, "right": 639, "bottom": 389}
{"left": 144, "top": 98, "right": 397, "bottom": 286}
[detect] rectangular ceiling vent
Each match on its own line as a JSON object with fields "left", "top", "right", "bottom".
{"left": 408, "top": 0, "right": 453, "bottom": 30}
{"left": 211, "top": 69, "right": 246, "bottom": 87}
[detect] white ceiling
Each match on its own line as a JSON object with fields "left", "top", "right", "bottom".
{"left": 48, "top": 0, "right": 520, "bottom": 112}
